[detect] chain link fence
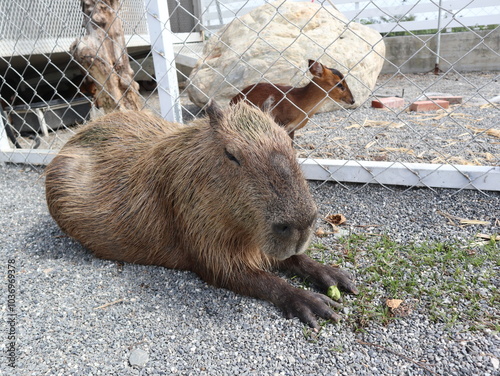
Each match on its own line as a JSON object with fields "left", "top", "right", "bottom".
{"left": 1, "top": 0, "right": 499, "bottom": 191}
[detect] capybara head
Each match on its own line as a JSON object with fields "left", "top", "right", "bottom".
{"left": 203, "top": 103, "right": 318, "bottom": 261}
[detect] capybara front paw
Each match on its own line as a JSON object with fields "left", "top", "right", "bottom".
{"left": 280, "top": 289, "right": 343, "bottom": 329}
{"left": 326, "top": 266, "right": 358, "bottom": 296}
{"left": 280, "top": 255, "right": 358, "bottom": 296}
{"left": 306, "top": 263, "right": 358, "bottom": 297}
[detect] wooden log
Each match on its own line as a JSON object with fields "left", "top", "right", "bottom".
{"left": 70, "top": 0, "right": 142, "bottom": 112}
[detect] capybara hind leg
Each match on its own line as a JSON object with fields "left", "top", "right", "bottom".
{"left": 277, "top": 254, "right": 358, "bottom": 295}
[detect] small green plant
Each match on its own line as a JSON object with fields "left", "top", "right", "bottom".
{"left": 329, "top": 345, "right": 345, "bottom": 353}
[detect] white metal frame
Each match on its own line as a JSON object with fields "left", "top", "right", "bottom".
{"left": 299, "top": 159, "right": 500, "bottom": 191}
{"left": 143, "top": 0, "right": 182, "bottom": 123}
{"left": 0, "top": 112, "right": 57, "bottom": 164}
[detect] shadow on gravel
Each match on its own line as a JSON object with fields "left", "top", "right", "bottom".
{"left": 23, "top": 217, "right": 95, "bottom": 264}
{"left": 22, "top": 215, "right": 259, "bottom": 323}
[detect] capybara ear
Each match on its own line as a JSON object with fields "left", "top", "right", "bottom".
{"left": 206, "top": 100, "right": 224, "bottom": 130}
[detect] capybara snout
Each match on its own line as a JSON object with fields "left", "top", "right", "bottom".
{"left": 45, "top": 101, "right": 357, "bottom": 329}
{"left": 267, "top": 204, "right": 317, "bottom": 260}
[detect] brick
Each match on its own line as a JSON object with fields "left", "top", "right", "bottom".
{"left": 409, "top": 100, "right": 449, "bottom": 112}
{"left": 371, "top": 96, "right": 405, "bottom": 109}
{"left": 427, "top": 95, "right": 463, "bottom": 104}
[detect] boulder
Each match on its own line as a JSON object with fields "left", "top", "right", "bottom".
{"left": 187, "top": 1, "right": 385, "bottom": 112}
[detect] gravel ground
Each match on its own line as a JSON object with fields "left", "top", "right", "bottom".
{"left": 1, "top": 71, "right": 499, "bottom": 375}
{"left": 1, "top": 163, "right": 499, "bottom": 376}
{"left": 295, "top": 71, "right": 500, "bottom": 166}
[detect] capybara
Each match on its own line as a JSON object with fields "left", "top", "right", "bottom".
{"left": 45, "top": 102, "right": 357, "bottom": 329}
{"left": 230, "top": 60, "right": 355, "bottom": 139}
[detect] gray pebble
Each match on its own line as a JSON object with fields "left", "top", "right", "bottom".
{"left": 129, "top": 348, "right": 149, "bottom": 367}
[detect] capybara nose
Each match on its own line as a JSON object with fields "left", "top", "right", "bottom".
{"left": 272, "top": 222, "right": 293, "bottom": 239}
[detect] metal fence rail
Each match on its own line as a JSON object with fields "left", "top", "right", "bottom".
{"left": 1, "top": 0, "right": 499, "bottom": 192}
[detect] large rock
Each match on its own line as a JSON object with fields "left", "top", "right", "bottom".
{"left": 187, "top": 1, "right": 385, "bottom": 111}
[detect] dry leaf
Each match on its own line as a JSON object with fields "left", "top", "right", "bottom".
{"left": 449, "top": 112, "right": 475, "bottom": 119}
{"left": 373, "top": 154, "right": 388, "bottom": 161}
{"left": 486, "top": 129, "right": 500, "bottom": 138}
{"left": 315, "top": 228, "right": 327, "bottom": 237}
{"left": 366, "top": 120, "right": 404, "bottom": 128}
{"left": 386, "top": 299, "right": 403, "bottom": 309}
{"left": 466, "top": 125, "right": 500, "bottom": 139}
{"left": 484, "top": 103, "right": 500, "bottom": 109}
{"left": 325, "top": 214, "right": 347, "bottom": 226}
{"left": 346, "top": 123, "right": 361, "bottom": 129}
{"left": 389, "top": 122, "right": 405, "bottom": 128}
{"left": 438, "top": 211, "right": 490, "bottom": 226}
{"left": 437, "top": 210, "right": 459, "bottom": 225}
{"left": 391, "top": 299, "right": 417, "bottom": 317}
{"left": 481, "top": 152, "right": 495, "bottom": 161}
{"left": 382, "top": 147, "right": 415, "bottom": 155}
{"left": 460, "top": 219, "right": 490, "bottom": 226}
{"left": 447, "top": 157, "right": 477, "bottom": 166}
{"left": 476, "top": 233, "right": 500, "bottom": 241}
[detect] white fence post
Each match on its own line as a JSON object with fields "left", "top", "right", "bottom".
{"left": 143, "top": 0, "right": 182, "bottom": 123}
{"left": 0, "top": 117, "right": 11, "bottom": 153}
{"left": 434, "top": 0, "right": 443, "bottom": 74}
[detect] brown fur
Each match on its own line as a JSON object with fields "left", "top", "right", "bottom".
{"left": 230, "top": 60, "right": 355, "bottom": 139}
{"left": 45, "top": 102, "right": 357, "bottom": 328}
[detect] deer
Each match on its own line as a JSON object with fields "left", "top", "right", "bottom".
{"left": 230, "top": 60, "right": 355, "bottom": 139}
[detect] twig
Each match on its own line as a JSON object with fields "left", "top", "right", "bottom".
{"left": 437, "top": 210, "right": 460, "bottom": 226}
{"left": 94, "top": 298, "right": 125, "bottom": 310}
{"left": 437, "top": 210, "right": 490, "bottom": 226}
{"left": 356, "top": 339, "right": 438, "bottom": 375}
{"left": 477, "top": 233, "right": 500, "bottom": 241}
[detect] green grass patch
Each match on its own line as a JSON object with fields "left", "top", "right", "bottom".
{"left": 310, "top": 234, "right": 500, "bottom": 332}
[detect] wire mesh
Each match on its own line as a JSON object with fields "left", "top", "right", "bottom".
{"left": 0, "top": 0, "right": 498, "bottom": 191}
